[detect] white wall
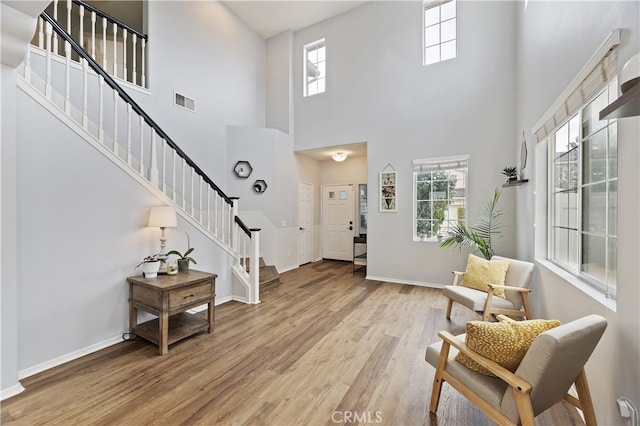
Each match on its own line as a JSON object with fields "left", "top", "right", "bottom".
{"left": 266, "top": 30, "right": 293, "bottom": 134}
{"left": 514, "top": 1, "right": 640, "bottom": 423}
{"left": 293, "top": 1, "right": 518, "bottom": 285}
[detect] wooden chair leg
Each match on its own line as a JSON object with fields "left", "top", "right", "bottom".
{"left": 513, "top": 388, "right": 535, "bottom": 426}
{"left": 574, "top": 369, "right": 598, "bottom": 426}
{"left": 429, "top": 341, "right": 451, "bottom": 413}
{"left": 445, "top": 299, "right": 454, "bottom": 319}
{"left": 521, "top": 291, "right": 533, "bottom": 320}
{"left": 482, "top": 291, "right": 495, "bottom": 321}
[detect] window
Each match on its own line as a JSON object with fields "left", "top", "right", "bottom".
{"left": 413, "top": 155, "right": 467, "bottom": 241}
{"left": 549, "top": 81, "right": 618, "bottom": 296}
{"left": 304, "top": 38, "right": 326, "bottom": 97}
{"left": 423, "top": 0, "right": 457, "bottom": 65}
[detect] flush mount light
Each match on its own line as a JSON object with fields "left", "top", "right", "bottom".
{"left": 331, "top": 152, "right": 348, "bottom": 162}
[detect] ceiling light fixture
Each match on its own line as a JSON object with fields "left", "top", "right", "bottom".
{"left": 331, "top": 152, "right": 348, "bottom": 162}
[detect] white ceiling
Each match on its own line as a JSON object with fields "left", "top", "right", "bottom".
{"left": 222, "top": 1, "right": 367, "bottom": 39}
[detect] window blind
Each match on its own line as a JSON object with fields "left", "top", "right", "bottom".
{"left": 533, "top": 48, "right": 618, "bottom": 143}
{"left": 412, "top": 154, "right": 469, "bottom": 172}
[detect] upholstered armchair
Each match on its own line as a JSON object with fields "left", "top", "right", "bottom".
{"left": 425, "top": 314, "right": 607, "bottom": 426}
{"left": 444, "top": 255, "right": 534, "bottom": 321}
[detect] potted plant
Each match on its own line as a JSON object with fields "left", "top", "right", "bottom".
{"left": 167, "top": 232, "right": 197, "bottom": 272}
{"left": 440, "top": 188, "right": 503, "bottom": 260}
{"left": 502, "top": 166, "right": 518, "bottom": 183}
{"left": 135, "top": 255, "right": 162, "bottom": 278}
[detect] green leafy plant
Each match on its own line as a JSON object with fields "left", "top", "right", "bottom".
{"left": 135, "top": 254, "right": 161, "bottom": 269}
{"left": 440, "top": 189, "right": 504, "bottom": 260}
{"left": 167, "top": 232, "right": 197, "bottom": 266}
{"left": 501, "top": 166, "right": 518, "bottom": 179}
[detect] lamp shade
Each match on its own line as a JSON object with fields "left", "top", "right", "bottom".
{"left": 148, "top": 206, "right": 177, "bottom": 228}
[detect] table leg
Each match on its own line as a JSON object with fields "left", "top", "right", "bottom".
{"left": 207, "top": 297, "right": 215, "bottom": 332}
{"left": 159, "top": 311, "right": 169, "bottom": 355}
{"left": 129, "top": 305, "right": 138, "bottom": 333}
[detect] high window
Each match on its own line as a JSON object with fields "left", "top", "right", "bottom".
{"left": 423, "top": 0, "right": 457, "bottom": 65}
{"left": 304, "top": 38, "right": 326, "bottom": 97}
{"left": 413, "top": 156, "right": 467, "bottom": 241}
{"left": 549, "top": 81, "right": 618, "bottom": 296}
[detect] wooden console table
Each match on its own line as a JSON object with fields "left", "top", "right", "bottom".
{"left": 127, "top": 270, "right": 216, "bottom": 355}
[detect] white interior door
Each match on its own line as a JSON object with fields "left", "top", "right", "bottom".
{"left": 322, "top": 184, "right": 354, "bottom": 261}
{"left": 298, "top": 182, "right": 313, "bottom": 265}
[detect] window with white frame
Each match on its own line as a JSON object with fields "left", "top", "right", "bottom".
{"left": 304, "top": 38, "right": 326, "bottom": 97}
{"left": 423, "top": 0, "right": 457, "bottom": 65}
{"left": 544, "top": 50, "right": 618, "bottom": 297}
{"left": 413, "top": 156, "right": 467, "bottom": 240}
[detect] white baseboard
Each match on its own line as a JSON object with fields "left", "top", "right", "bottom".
{"left": 278, "top": 264, "right": 298, "bottom": 273}
{"left": 1, "top": 383, "right": 26, "bottom": 401}
{"left": 365, "top": 275, "right": 444, "bottom": 289}
{"left": 18, "top": 335, "right": 123, "bottom": 380}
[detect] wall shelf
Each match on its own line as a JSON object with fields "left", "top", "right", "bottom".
{"left": 502, "top": 179, "right": 529, "bottom": 187}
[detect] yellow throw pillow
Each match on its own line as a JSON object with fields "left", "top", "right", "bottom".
{"left": 460, "top": 254, "right": 510, "bottom": 299}
{"left": 455, "top": 319, "right": 561, "bottom": 376}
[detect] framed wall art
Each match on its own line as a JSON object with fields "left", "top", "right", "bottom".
{"left": 379, "top": 165, "right": 397, "bottom": 212}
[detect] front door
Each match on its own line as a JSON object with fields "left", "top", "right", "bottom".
{"left": 322, "top": 184, "right": 354, "bottom": 261}
{"left": 298, "top": 182, "right": 313, "bottom": 265}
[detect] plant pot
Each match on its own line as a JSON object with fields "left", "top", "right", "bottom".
{"left": 178, "top": 259, "right": 189, "bottom": 272}
{"left": 142, "top": 260, "right": 161, "bottom": 278}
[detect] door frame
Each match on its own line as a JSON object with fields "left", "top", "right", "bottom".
{"left": 298, "top": 181, "right": 313, "bottom": 266}
{"left": 321, "top": 183, "right": 355, "bottom": 261}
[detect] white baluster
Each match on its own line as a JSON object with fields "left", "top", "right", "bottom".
{"left": 149, "top": 130, "right": 158, "bottom": 186}
{"left": 53, "top": 0, "right": 59, "bottom": 55}
{"left": 190, "top": 169, "right": 195, "bottom": 215}
{"left": 112, "top": 22, "right": 117, "bottom": 77}
{"left": 199, "top": 176, "right": 203, "bottom": 223}
{"left": 181, "top": 158, "right": 186, "bottom": 209}
{"left": 66, "top": 0, "right": 71, "bottom": 39}
{"left": 161, "top": 139, "right": 167, "bottom": 193}
{"left": 141, "top": 38, "right": 146, "bottom": 88}
{"left": 138, "top": 117, "right": 144, "bottom": 174}
{"left": 90, "top": 12, "right": 96, "bottom": 60}
{"left": 126, "top": 104, "right": 132, "bottom": 165}
{"left": 213, "top": 193, "right": 219, "bottom": 237}
{"left": 64, "top": 40, "right": 71, "bottom": 114}
{"left": 123, "top": 30, "right": 128, "bottom": 83}
{"left": 101, "top": 17, "right": 107, "bottom": 69}
{"left": 24, "top": 45, "right": 31, "bottom": 83}
{"left": 82, "top": 58, "right": 88, "bottom": 129}
{"left": 79, "top": 6, "right": 84, "bottom": 53}
{"left": 38, "top": 17, "right": 44, "bottom": 49}
{"left": 45, "top": 21, "right": 52, "bottom": 99}
{"left": 132, "top": 35, "right": 137, "bottom": 86}
{"left": 172, "top": 150, "right": 177, "bottom": 202}
{"left": 113, "top": 91, "right": 119, "bottom": 155}
{"left": 98, "top": 75, "right": 104, "bottom": 141}
{"left": 207, "top": 187, "right": 211, "bottom": 230}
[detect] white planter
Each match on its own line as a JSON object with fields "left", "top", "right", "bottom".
{"left": 142, "top": 261, "right": 161, "bottom": 278}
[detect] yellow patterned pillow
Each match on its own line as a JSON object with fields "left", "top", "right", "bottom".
{"left": 460, "top": 254, "right": 510, "bottom": 299}
{"left": 455, "top": 319, "right": 561, "bottom": 376}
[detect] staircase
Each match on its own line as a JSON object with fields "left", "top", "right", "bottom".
{"left": 258, "top": 258, "right": 280, "bottom": 295}
{"left": 17, "top": 4, "right": 262, "bottom": 303}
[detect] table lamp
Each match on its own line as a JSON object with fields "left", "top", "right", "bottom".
{"left": 148, "top": 206, "right": 177, "bottom": 258}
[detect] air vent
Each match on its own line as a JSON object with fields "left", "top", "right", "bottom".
{"left": 174, "top": 92, "right": 195, "bottom": 112}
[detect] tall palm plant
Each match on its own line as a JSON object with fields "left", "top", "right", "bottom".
{"left": 440, "top": 189, "right": 503, "bottom": 260}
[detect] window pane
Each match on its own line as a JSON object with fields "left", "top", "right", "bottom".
{"left": 441, "top": 19, "right": 456, "bottom": 42}
{"left": 317, "top": 46, "right": 325, "bottom": 62}
{"left": 568, "top": 229, "right": 579, "bottom": 269}
{"left": 608, "top": 180, "right": 617, "bottom": 235}
{"left": 568, "top": 191, "right": 578, "bottom": 229}
{"left": 608, "top": 123, "right": 617, "bottom": 179}
{"left": 554, "top": 192, "right": 569, "bottom": 228}
{"left": 416, "top": 201, "right": 430, "bottom": 219}
{"left": 317, "top": 78, "right": 325, "bottom": 93}
{"left": 441, "top": 0, "right": 456, "bottom": 20}
{"left": 569, "top": 115, "right": 580, "bottom": 149}
{"left": 582, "top": 234, "right": 606, "bottom": 283}
{"left": 308, "top": 81, "right": 318, "bottom": 96}
{"left": 583, "top": 129, "right": 607, "bottom": 184}
{"left": 582, "top": 91, "right": 608, "bottom": 137}
{"left": 582, "top": 183, "right": 606, "bottom": 233}
{"left": 416, "top": 181, "right": 430, "bottom": 200}
{"left": 425, "top": 45, "right": 440, "bottom": 64}
{"left": 425, "top": 6, "right": 440, "bottom": 26}
{"left": 425, "top": 24, "right": 440, "bottom": 46}
{"left": 307, "top": 48, "right": 317, "bottom": 63}
{"left": 441, "top": 40, "right": 456, "bottom": 61}
{"left": 555, "top": 122, "right": 569, "bottom": 155}
{"left": 317, "top": 61, "right": 325, "bottom": 77}
{"left": 554, "top": 228, "right": 568, "bottom": 264}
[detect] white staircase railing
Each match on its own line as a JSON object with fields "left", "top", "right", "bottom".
{"left": 36, "top": 0, "right": 147, "bottom": 88}
{"left": 20, "top": 10, "right": 260, "bottom": 303}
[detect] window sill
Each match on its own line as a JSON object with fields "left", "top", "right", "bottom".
{"left": 535, "top": 258, "right": 616, "bottom": 312}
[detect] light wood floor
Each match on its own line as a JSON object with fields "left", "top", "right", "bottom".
{"left": 2, "top": 260, "right": 584, "bottom": 425}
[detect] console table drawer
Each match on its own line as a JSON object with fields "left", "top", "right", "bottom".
{"left": 169, "top": 282, "right": 213, "bottom": 309}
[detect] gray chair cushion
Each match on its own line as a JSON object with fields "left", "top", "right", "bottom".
{"left": 492, "top": 256, "right": 534, "bottom": 308}
{"left": 443, "top": 285, "right": 516, "bottom": 312}
{"left": 426, "top": 336, "right": 508, "bottom": 411}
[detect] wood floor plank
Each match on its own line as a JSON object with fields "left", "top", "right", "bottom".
{"left": 1, "top": 260, "right": 585, "bottom": 426}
